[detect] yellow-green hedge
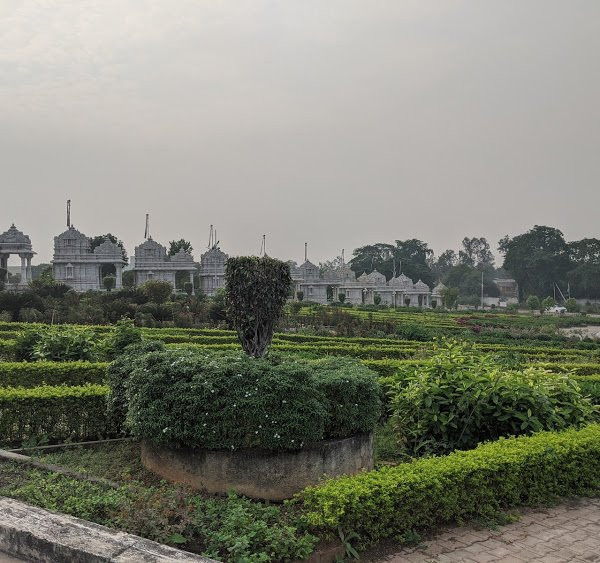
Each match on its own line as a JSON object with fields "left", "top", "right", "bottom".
{"left": 298, "top": 424, "right": 600, "bottom": 547}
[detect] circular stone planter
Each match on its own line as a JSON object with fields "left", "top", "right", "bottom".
{"left": 141, "top": 433, "right": 373, "bottom": 501}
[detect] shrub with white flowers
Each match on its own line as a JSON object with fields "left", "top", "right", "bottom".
{"left": 124, "top": 350, "right": 380, "bottom": 451}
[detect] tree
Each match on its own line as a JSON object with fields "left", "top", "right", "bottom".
{"left": 168, "top": 239, "right": 193, "bottom": 256}
{"left": 103, "top": 275, "right": 116, "bottom": 292}
{"left": 542, "top": 296, "right": 556, "bottom": 310}
{"left": 122, "top": 270, "right": 135, "bottom": 289}
{"left": 142, "top": 280, "right": 172, "bottom": 304}
{"left": 225, "top": 256, "right": 292, "bottom": 358}
{"left": 296, "top": 291, "right": 304, "bottom": 301}
{"left": 433, "top": 250, "right": 457, "bottom": 280}
{"left": 338, "top": 293, "right": 346, "bottom": 303}
{"left": 183, "top": 282, "right": 194, "bottom": 296}
{"left": 499, "top": 226, "right": 572, "bottom": 299}
{"left": 349, "top": 239, "right": 434, "bottom": 286}
{"left": 440, "top": 287, "right": 459, "bottom": 309}
{"left": 565, "top": 298, "right": 579, "bottom": 313}
{"left": 459, "top": 237, "right": 494, "bottom": 268}
{"left": 526, "top": 295, "right": 540, "bottom": 311}
{"left": 90, "top": 234, "right": 128, "bottom": 261}
{"left": 442, "top": 263, "right": 499, "bottom": 303}
{"left": 373, "top": 294, "right": 382, "bottom": 305}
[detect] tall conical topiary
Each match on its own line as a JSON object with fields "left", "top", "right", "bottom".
{"left": 225, "top": 256, "right": 292, "bottom": 358}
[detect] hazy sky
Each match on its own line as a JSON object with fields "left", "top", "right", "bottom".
{"left": 2, "top": 1, "right": 599, "bottom": 265}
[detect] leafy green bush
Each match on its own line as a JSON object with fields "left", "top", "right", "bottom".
{"left": 0, "top": 384, "right": 109, "bottom": 446}
{"left": 0, "top": 361, "right": 107, "bottom": 388}
{"left": 390, "top": 341, "right": 598, "bottom": 455}
{"left": 14, "top": 326, "right": 98, "bottom": 362}
{"left": 395, "top": 323, "right": 433, "bottom": 341}
{"left": 125, "top": 350, "right": 380, "bottom": 451}
{"left": 299, "top": 424, "right": 600, "bottom": 548}
{"left": 101, "top": 319, "right": 143, "bottom": 360}
{"left": 106, "top": 339, "right": 166, "bottom": 431}
{"left": 127, "top": 350, "right": 328, "bottom": 451}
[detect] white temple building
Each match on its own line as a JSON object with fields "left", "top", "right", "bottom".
{"left": 52, "top": 227, "right": 126, "bottom": 291}
{"left": 289, "top": 259, "right": 434, "bottom": 306}
{"left": 0, "top": 224, "right": 36, "bottom": 288}
{"left": 131, "top": 237, "right": 196, "bottom": 290}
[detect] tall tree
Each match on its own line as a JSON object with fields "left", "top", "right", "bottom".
{"left": 499, "top": 226, "right": 571, "bottom": 299}
{"left": 459, "top": 237, "right": 494, "bottom": 268}
{"left": 433, "top": 249, "right": 457, "bottom": 281}
{"left": 168, "top": 239, "right": 193, "bottom": 256}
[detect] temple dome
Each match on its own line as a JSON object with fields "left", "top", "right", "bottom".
{"left": 414, "top": 279, "right": 430, "bottom": 291}
{"left": 432, "top": 282, "right": 447, "bottom": 295}
{"left": 389, "top": 273, "right": 413, "bottom": 289}
{"left": 0, "top": 224, "right": 32, "bottom": 247}
{"left": 172, "top": 249, "right": 194, "bottom": 263}
{"left": 93, "top": 239, "right": 124, "bottom": 260}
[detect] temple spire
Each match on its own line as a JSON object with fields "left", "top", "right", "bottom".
{"left": 304, "top": 242, "right": 308, "bottom": 262}
{"left": 144, "top": 213, "right": 150, "bottom": 240}
{"left": 66, "top": 200, "right": 71, "bottom": 228}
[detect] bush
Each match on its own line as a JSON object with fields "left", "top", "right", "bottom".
{"left": 0, "top": 384, "right": 109, "bottom": 446}
{"left": 312, "top": 357, "right": 381, "bottom": 438}
{"left": 141, "top": 280, "right": 173, "bottom": 304}
{"left": 106, "top": 339, "right": 166, "bottom": 431}
{"left": 0, "top": 361, "right": 107, "bottom": 388}
{"left": 125, "top": 350, "right": 380, "bottom": 451}
{"left": 127, "top": 350, "right": 328, "bottom": 451}
{"left": 298, "top": 424, "right": 600, "bottom": 548}
{"left": 395, "top": 322, "right": 433, "bottom": 341}
{"left": 101, "top": 319, "right": 143, "bottom": 360}
{"left": 15, "top": 326, "right": 98, "bottom": 362}
{"left": 566, "top": 298, "right": 579, "bottom": 313}
{"left": 390, "top": 341, "right": 598, "bottom": 455}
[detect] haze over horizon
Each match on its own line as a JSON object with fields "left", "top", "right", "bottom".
{"left": 2, "top": 1, "right": 599, "bottom": 265}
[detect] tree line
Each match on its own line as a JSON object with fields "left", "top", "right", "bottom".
{"left": 341, "top": 225, "right": 600, "bottom": 304}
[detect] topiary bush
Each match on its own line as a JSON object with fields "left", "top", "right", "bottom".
{"left": 225, "top": 256, "right": 292, "bottom": 358}
{"left": 391, "top": 340, "right": 598, "bottom": 455}
{"left": 125, "top": 350, "right": 380, "bottom": 451}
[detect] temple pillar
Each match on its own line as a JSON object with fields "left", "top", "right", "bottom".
{"left": 115, "top": 264, "right": 123, "bottom": 289}
{"left": 189, "top": 271, "right": 194, "bottom": 293}
{"left": 20, "top": 255, "right": 27, "bottom": 285}
{"left": 26, "top": 256, "right": 32, "bottom": 282}
{"left": 0, "top": 255, "right": 7, "bottom": 282}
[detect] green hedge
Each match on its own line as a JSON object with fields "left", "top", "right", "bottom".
{"left": 299, "top": 424, "right": 600, "bottom": 547}
{"left": 576, "top": 375, "right": 600, "bottom": 404}
{"left": 0, "top": 362, "right": 107, "bottom": 388}
{"left": 0, "top": 340, "right": 15, "bottom": 361}
{"left": 0, "top": 384, "right": 110, "bottom": 446}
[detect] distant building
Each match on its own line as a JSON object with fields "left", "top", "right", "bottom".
{"left": 131, "top": 237, "right": 195, "bottom": 290}
{"left": 198, "top": 245, "right": 228, "bottom": 296}
{"left": 52, "top": 227, "right": 126, "bottom": 291}
{"left": 289, "top": 259, "right": 433, "bottom": 306}
{"left": 0, "top": 224, "right": 36, "bottom": 288}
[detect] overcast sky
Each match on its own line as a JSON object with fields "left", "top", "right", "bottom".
{"left": 1, "top": 1, "right": 599, "bottom": 265}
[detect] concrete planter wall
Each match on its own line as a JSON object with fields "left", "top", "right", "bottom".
{"left": 141, "top": 433, "right": 373, "bottom": 501}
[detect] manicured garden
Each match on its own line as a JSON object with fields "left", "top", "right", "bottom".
{"left": 1, "top": 264, "right": 600, "bottom": 561}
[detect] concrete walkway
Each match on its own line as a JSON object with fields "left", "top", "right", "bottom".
{"left": 379, "top": 498, "right": 600, "bottom": 562}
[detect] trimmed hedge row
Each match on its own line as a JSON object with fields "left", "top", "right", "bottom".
{"left": 0, "top": 340, "right": 15, "bottom": 361}
{"left": 0, "top": 384, "right": 110, "bottom": 446}
{"left": 0, "top": 362, "right": 107, "bottom": 388}
{"left": 298, "top": 424, "right": 600, "bottom": 547}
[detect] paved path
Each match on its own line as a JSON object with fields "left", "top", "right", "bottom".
{"left": 378, "top": 498, "right": 600, "bottom": 562}
{"left": 0, "top": 554, "right": 23, "bottom": 562}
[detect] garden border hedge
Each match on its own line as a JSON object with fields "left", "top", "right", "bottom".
{"left": 0, "top": 362, "right": 108, "bottom": 388}
{"left": 298, "top": 424, "right": 600, "bottom": 547}
{"left": 0, "top": 384, "right": 110, "bottom": 446}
